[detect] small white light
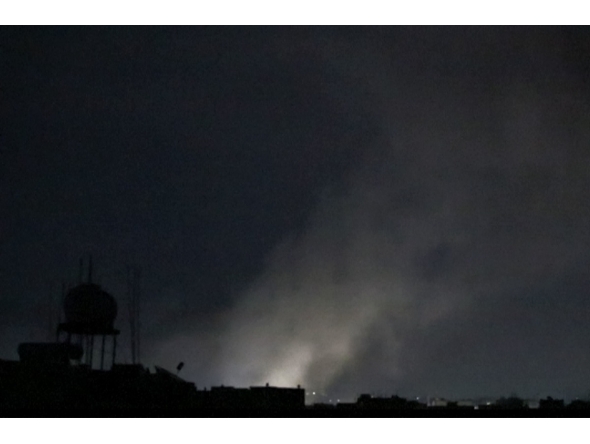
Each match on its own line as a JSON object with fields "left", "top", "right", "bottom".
{"left": 313, "top": 392, "right": 316, "bottom": 395}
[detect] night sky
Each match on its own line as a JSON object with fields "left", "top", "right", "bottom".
{"left": 2, "top": 26, "right": 590, "bottom": 402}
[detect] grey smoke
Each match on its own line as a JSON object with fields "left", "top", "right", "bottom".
{"left": 152, "top": 29, "right": 590, "bottom": 400}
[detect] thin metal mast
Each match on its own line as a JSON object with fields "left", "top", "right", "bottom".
{"left": 127, "top": 265, "right": 142, "bottom": 365}
{"left": 127, "top": 266, "right": 135, "bottom": 364}
{"left": 87, "top": 254, "right": 93, "bottom": 283}
{"left": 79, "top": 258, "right": 84, "bottom": 284}
{"left": 135, "top": 267, "right": 141, "bottom": 364}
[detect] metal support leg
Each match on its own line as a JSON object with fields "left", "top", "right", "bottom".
{"left": 90, "top": 335, "right": 94, "bottom": 369}
{"left": 100, "top": 335, "right": 106, "bottom": 370}
{"left": 112, "top": 335, "right": 117, "bottom": 368}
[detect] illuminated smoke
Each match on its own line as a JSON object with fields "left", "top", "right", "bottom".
{"left": 150, "top": 30, "right": 590, "bottom": 399}
{"left": 217, "top": 81, "right": 590, "bottom": 399}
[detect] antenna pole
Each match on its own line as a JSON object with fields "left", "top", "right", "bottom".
{"left": 48, "top": 282, "right": 54, "bottom": 341}
{"left": 88, "top": 255, "right": 93, "bottom": 283}
{"left": 135, "top": 267, "right": 141, "bottom": 364}
{"left": 79, "top": 258, "right": 84, "bottom": 284}
{"left": 56, "top": 281, "right": 66, "bottom": 341}
{"left": 127, "top": 266, "right": 136, "bottom": 365}
{"left": 127, "top": 266, "right": 142, "bottom": 365}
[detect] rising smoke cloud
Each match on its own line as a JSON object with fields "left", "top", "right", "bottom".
{"left": 152, "top": 29, "right": 590, "bottom": 400}
{"left": 216, "top": 32, "right": 590, "bottom": 400}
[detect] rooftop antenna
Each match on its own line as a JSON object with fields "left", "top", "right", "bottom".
{"left": 47, "top": 282, "right": 54, "bottom": 341}
{"left": 87, "top": 254, "right": 93, "bottom": 284}
{"left": 79, "top": 258, "right": 84, "bottom": 284}
{"left": 135, "top": 267, "right": 141, "bottom": 364}
{"left": 60, "top": 281, "right": 66, "bottom": 325}
{"left": 56, "top": 281, "right": 67, "bottom": 342}
{"left": 126, "top": 266, "right": 135, "bottom": 365}
{"left": 127, "top": 266, "right": 141, "bottom": 365}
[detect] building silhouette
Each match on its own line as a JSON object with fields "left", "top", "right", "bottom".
{"left": 0, "top": 260, "right": 305, "bottom": 410}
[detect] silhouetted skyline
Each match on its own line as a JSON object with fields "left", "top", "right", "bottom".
{"left": 2, "top": 26, "right": 590, "bottom": 402}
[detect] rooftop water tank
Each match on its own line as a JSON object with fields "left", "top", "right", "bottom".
{"left": 63, "top": 283, "right": 117, "bottom": 332}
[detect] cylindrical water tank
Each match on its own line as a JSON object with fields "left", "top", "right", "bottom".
{"left": 63, "top": 283, "right": 117, "bottom": 332}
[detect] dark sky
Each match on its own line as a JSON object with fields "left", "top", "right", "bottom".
{"left": 2, "top": 26, "right": 590, "bottom": 401}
